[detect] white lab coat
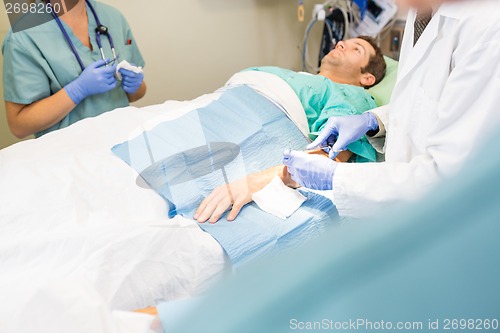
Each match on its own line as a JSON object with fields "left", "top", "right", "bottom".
{"left": 332, "top": 0, "right": 500, "bottom": 218}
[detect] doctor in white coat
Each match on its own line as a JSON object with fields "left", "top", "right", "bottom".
{"left": 284, "top": 0, "right": 500, "bottom": 218}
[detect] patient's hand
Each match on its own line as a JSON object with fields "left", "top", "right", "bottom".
{"left": 193, "top": 150, "right": 351, "bottom": 223}
{"left": 194, "top": 177, "right": 253, "bottom": 223}
{"left": 194, "top": 165, "right": 288, "bottom": 223}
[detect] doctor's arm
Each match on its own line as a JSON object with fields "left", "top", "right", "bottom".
{"left": 331, "top": 31, "right": 500, "bottom": 218}
{"left": 366, "top": 105, "right": 389, "bottom": 153}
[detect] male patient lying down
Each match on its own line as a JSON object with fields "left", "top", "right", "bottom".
{"left": 194, "top": 36, "right": 386, "bottom": 224}
{"left": 132, "top": 36, "right": 386, "bottom": 315}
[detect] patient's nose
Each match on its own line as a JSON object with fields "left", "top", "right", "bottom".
{"left": 335, "top": 41, "right": 346, "bottom": 50}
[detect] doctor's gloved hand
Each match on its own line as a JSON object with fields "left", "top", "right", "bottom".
{"left": 64, "top": 59, "right": 117, "bottom": 104}
{"left": 119, "top": 66, "right": 144, "bottom": 94}
{"left": 308, "top": 112, "right": 379, "bottom": 159}
{"left": 283, "top": 150, "right": 337, "bottom": 191}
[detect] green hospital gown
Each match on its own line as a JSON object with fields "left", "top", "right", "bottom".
{"left": 2, "top": 0, "right": 145, "bottom": 137}
{"left": 246, "top": 67, "right": 378, "bottom": 162}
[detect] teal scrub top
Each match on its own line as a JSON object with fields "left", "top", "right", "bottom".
{"left": 246, "top": 67, "right": 378, "bottom": 162}
{"left": 2, "top": 0, "right": 145, "bottom": 137}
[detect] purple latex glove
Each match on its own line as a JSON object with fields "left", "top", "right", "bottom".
{"left": 65, "top": 59, "right": 117, "bottom": 104}
{"left": 307, "top": 112, "right": 379, "bottom": 159}
{"left": 119, "top": 65, "right": 144, "bottom": 94}
{"left": 283, "top": 150, "right": 337, "bottom": 191}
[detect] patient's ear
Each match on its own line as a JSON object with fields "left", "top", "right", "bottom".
{"left": 360, "top": 73, "right": 376, "bottom": 88}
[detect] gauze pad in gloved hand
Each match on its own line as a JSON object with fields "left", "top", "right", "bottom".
{"left": 252, "top": 176, "right": 307, "bottom": 220}
{"left": 116, "top": 60, "right": 143, "bottom": 81}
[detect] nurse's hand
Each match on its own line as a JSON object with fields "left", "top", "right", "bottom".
{"left": 307, "top": 112, "right": 379, "bottom": 159}
{"left": 283, "top": 150, "right": 337, "bottom": 191}
{"left": 64, "top": 59, "right": 117, "bottom": 104}
{"left": 119, "top": 66, "right": 145, "bottom": 94}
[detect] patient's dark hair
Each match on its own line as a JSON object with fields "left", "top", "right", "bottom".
{"left": 358, "top": 35, "right": 386, "bottom": 88}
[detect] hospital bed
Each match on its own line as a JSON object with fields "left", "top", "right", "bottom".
{"left": 159, "top": 129, "right": 500, "bottom": 333}
{"left": 0, "top": 59, "right": 398, "bottom": 333}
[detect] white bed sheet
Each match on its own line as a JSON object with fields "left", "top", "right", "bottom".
{"left": 0, "top": 72, "right": 306, "bottom": 332}
{"left": 0, "top": 93, "right": 230, "bottom": 332}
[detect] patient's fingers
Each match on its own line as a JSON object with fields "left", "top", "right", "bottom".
{"left": 195, "top": 193, "right": 215, "bottom": 220}
{"left": 195, "top": 177, "right": 253, "bottom": 223}
{"left": 196, "top": 186, "right": 231, "bottom": 223}
{"left": 196, "top": 202, "right": 217, "bottom": 223}
{"left": 195, "top": 188, "right": 222, "bottom": 222}
{"left": 196, "top": 197, "right": 221, "bottom": 223}
{"left": 209, "top": 198, "right": 232, "bottom": 224}
{"left": 227, "top": 201, "right": 245, "bottom": 221}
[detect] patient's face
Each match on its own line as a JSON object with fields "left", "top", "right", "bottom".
{"left": 320, "top": 38, "right": 375, "bottom": 83}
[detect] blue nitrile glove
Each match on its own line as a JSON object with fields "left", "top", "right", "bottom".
{"left": 119, "top": 66, "right": 144, "bottom": 94}
{"left": 283, "top": 150, "right": 337, "bottom": 191}
{"left": 64, "top": 59, "right": 117, "bottom": 104}
{"left": 307, "top": 112, "right": 379, "bottom": 160}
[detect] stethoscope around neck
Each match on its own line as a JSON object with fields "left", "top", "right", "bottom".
{"left": 46, "top": 0, "right": 117, "bottom": 72}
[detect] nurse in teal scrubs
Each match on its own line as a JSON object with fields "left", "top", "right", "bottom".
{"left": 2, "top": 0, "right": 146, "bottom": 138}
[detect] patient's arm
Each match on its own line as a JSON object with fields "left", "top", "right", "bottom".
{"left": 194, "top": 150, "right": 352, "bottom": 224}
{"left": 195, "top": 165, "right": 287, "bottom": 223}
{"left": 135, "top": 307, "right": 158, "bottom": 315}
{"left": 307, "top": 148, "right": 352, "bottom": 161}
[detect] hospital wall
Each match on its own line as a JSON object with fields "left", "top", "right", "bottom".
{"left": 0, "top": 0, "right": 322, "bottom": 149}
